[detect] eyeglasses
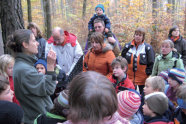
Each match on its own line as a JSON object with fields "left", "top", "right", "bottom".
{"left": 94, "top": 26, "right": 102, "bottom": 29}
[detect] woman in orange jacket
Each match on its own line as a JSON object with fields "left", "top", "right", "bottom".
{"left": 83, "top": 32, "right": 115, "bottom": 77}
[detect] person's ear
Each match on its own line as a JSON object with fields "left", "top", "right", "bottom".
{"left": 22, "top": 42, "right": 29, "bottom": 49}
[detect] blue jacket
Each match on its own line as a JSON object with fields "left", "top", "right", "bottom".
{"left": 88, "top": 14, "right": 111, "bottom": 30}
{"left": 144, "top": 116, "right": 174, "bottom": 124}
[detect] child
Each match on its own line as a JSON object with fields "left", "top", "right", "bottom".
{"left": 174, "top": 84, "right": 186, "bottom": 124}
{"left": 151, "top": 39, "right": 184, "bottom": 76}
{"left": 88, "top": 4, "right": 111, "bottom": 33}
{"left": 144, "top": 76, "right": 165, "bottom": 96}
{"left": 117, "top": 89, "right": 143, "bottom": 124}
{"left": 143, "top": 92, "right": 173, "bottom": 124}
{"left": 62, "top": 71, "right": 129, "bottom": 124}
{"left": 34, "top": 90, "right": 69, "bottom": 124}
{"left": 0, "top": 75, "right": 14, "bottom": 102}
{"left": 34, "top": 59, "right": 47, "bottom": 74}
{"left": 109, "top": 56, "right": 135, "bottom": 93}
{"left": 166, "top": 68, "right": 185, "bottom": 107}
{"left": 0, "top": 54, "right": 19, "bottom": 105}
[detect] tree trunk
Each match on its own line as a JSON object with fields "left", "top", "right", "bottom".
{"left": 0, "top": 0, "right": 24, "bottom": 53}
{"left": 167, "top": 0, "right": 172, "bottom": 13}
{"left": 60, "top": 0, "right": 64, "bottom": 17}
{"left": 0, "top": 27, "right": 4, "bottom": 56}
{"left": 151, "top": 0, "right": 159, "bottom": 53}
{"left": 82, "top": 0, "right": 87, "bottom": 19}
{"left": 184, "top": 3, "right": 186, "bottom": 38}
{"left": 43, "top": 0, "right": 52, "bottom": 39}
{"left": 27, "top": 0, "right": 32, "bottom": 22}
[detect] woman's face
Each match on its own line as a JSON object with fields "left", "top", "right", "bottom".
{"left": 161, "top": 43, "right": 172, "bottom": 56}
{"left": 24, "top": 34, "right": 39, "bottom": 55}
{"left": 94, "top": 22, "right": 105, "bottom": 33}
{"left": 171, "top": 28, "right": 179, "bottom": 37}
{"left": 91, "top": 40, "right": 102, "bottom": 51}
{"left": 134, "top": 33, "right": 143, "bottom": 44}
{"left": 30, "top": 27, "right": 37, "bottom": 37}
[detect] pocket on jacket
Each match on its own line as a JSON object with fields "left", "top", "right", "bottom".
{"left": 139, "top": 53, "right": 147, "bottom": 65}
{"left": 125, "top": 52, "right": 132, "bottom": 64}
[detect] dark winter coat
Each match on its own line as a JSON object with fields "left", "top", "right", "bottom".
{"left": 36, "top": 37, "right": 46, "bottom": 59}
{"left": 88, "top": 14, "right": 111, "bottom": 30}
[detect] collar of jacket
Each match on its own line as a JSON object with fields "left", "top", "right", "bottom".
{"left": 91, "top": 43, "right": 112, "bottom": 54}
{"left": 158, "top": 51, "right": 173, "bottom": 60}
{"left": 15, "top": 53, "right": 37, "bottom": 65}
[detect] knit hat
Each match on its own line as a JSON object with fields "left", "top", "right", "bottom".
{"left": 34, "top": 59, "right": 47, "bottom": 71}
{"left": 57, "top": 90, "right": 69, "bottom": 108}
{"left": 0, "top": 101, "right": 23, "bottom": 124}
{"left": 158, "top": 70, "right": 169, "bottom": 83}
{"left": 145, "top": 92, "right": 168, "bottom": 115}
{"left": 117, "top": 90, "right": 141, "bottom": 118}
{"left": 95, "top": 4, "right": 105, "bottom": 13}
{"left": 168, "top": 68, "right": 185, "bottom": 84}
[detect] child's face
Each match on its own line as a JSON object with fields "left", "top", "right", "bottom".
{"left": 161, "top": 43, "right": 172, "bottom": 56}
{"left": 144, "top": 82, "right": 154, "bottom": 95}
{"left": 168, "top": 77, "right": 179, "bottom": 88}
{"left": 36, "top": 64, "right": 46, "bottom": 74}
{"left": 6, "top": 62, "right": 14, "bottom": 77}
{"left": 112, "top": 64, "right": 125, "bottom": 78}
{"left": 0, "top": 85, "right": 14, "bottom": 102}
{"left": 143, "top": 102, "right": 154, "bottom": 116}
{"left": 96, "top": 7, "right": 103, "bottom": 16}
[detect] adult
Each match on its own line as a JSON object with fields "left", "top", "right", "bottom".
{"left": 27, "top": 22, "right": 46, "bottom": 59}
{"left": 46, "top": 27, "right": 83, "bottom": 75}
{"left": 168, "top": 25, "right": 186, "bottom": 67}
{"left": 6, "top": 29, "right": 57, "bottom": 124}
{"left": 121, "top": 27, "right": 155, "bottom": 94}
{"left": 83, "top": 32, "right": 115, "bottom": 77}
{"left": 84, "top": 18, "right": 121, "bottom": 56}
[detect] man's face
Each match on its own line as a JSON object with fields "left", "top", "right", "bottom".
{"left": 53, "top": 32, "right": 64, "bottom": 45}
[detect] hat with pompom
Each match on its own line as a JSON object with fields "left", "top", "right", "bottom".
{"left": 168, "top": 68, "right": 185, "bottom": 84}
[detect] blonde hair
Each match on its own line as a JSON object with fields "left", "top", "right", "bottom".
{"left": 145, "top": 76, "right": 165, "bottom": 92}
{"left": 161, "top": 39, "right": 174, "bottom": 48}
{"left": 0, "top": 54, "right": 15, "bottom": 78}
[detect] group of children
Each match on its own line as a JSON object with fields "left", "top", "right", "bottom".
{"left": 0, "top": 3, "right": 185, "bottom": 124}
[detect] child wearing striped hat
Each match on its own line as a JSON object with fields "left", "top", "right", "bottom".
{"left": 166, "top": 68, "right": 185, "bottom": 107}
{"left": 143, "top": 92, "right": 174, "bottom": 124}
{"left": 117, "top": 89, "right": 142, "bottom": 124}
{"left": 34, "top": 90, "right": 69, "bottom": 124}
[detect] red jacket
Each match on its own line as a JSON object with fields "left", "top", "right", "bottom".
{"left": 9, "top": 76, "right": 20, "bottom": 105}
{"left": 109, "top": 75, "right": 135, "bottom": 93}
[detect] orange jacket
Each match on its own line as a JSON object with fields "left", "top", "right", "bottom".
{"left": 83, "top": 45, "right": 115, "bottom": 77}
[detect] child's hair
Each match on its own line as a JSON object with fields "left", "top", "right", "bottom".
{"left": 50, "top": 90, "right": 69, "bottom": 117}
{"left": 0, "top": 54, "right": 14, "bottom": 78}
{"left": 117, "top": 90, "right": 141, "bottom": 118}
{"left": 134, "top": 27, "right": 146, "bottom": 42}
{"left": 145, "top": 76, "right": 165, "bottom": 92}
{"left": 6, "top": 29, "right": 33, "bottom": 53}
{"left": 68, "top": 71, "right": 118, "bottom": 124}
{"left": 111, "top": 56, "right": 128, "bottom": 71}
{"left": 90, "top": 32, "right": 104, "bottom": 45}
{"left": 27, "top": 22, "right": 42, "bottom": 38}
{"left": 34, "top": 59, "right": 47, "bottom": 71}
{"left": 161, "top": 39, "right": 174, "bottom": 48}
{"left": 145, "top": 92, "right": 168, "bottom": 116}
{"left": 168, "top": 68, "right": 185, "bottom": 84}
{"left": 0, "top": 75, "right": 9, "bottom": 94}
{"left": 176, "top": 84, "right": 186, "bottom": 109}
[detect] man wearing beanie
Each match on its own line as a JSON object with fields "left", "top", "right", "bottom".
{"left": 88, "top": 4, "right": 111, "bottom": 33}
{"left": 117, "top": 90, "right": 143, "bottom": 124}
{"left": 143, "top": 92, "right": 174, "bottom": 124}
{"left": 166, "top": 68, "right": 185, "bottom": 107}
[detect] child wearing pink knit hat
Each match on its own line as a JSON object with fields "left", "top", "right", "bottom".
{"left": 117, "top": 89, "right": 142, "bottom": 124}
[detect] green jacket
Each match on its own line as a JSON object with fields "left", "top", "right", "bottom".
{"left": 13, "top": 53, "right": 57, "bottom": 124}
{"left": 151, "top": 51, "right": 184, "bottom": 76}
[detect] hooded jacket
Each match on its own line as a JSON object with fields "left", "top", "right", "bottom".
{"left": 83, "top": 44, "right": 115, "bottom": 77}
